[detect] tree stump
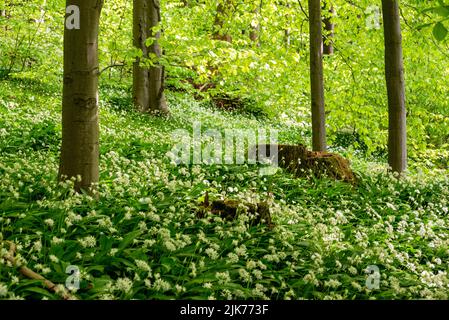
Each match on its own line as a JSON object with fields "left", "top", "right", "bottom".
{"left": 253, "top": 144, "right": 356, "bottom": 184}
{"left": 197, "top": 193, "right": 274, "bottom": 229}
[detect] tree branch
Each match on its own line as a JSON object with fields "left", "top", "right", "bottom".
{"left": 1, "top": 241, "right": 76, "bottom": 300}
{"left": 99, "top": 63, "right": 126, "bottom": 76}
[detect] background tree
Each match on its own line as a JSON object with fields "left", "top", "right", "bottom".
{"left": 283, "top": 1, "right": 291, "bottom": 47}
{"left": 0, "top": 0, "right": 10, "bottom": 18}
{"left": 59, "top": 0, "right": 103, "bottom": 192}
{"left": 249, "top": 1, "right": 261, "bottom": 45}
{"left": 323, "top": 2, "right": 334, "bottom": 55}
{"left": 133, "top": 0, "right": 169, "bottom": 114}
{"left": 308, "top": 0, "right": 327, "bottom": 151}
{"left": 382, "top": 0, "right": 407, "bottom": 173}
{"left": 213, "top": 0, "right": 233, "bottom": 42}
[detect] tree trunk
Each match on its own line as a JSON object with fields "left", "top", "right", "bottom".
{"left": 249, "top": 19, "right": 260, "bottom": 44}
{"left": 213, "top": 0, "right": 232, "bottom": 42}
{"left": 0, "top": 0, "right": 9, "bottom": 17}
{"left": 382, "top": 0, "right": 407, "bottom": 173}
{"left": 308, "top": 0, "right": 327, "bottom": 151}
{"left": 59, "top": 0, "right": 103, "bottom": 192}
{"left": 133, "top": 0, "right": 169, "bottom": 115}
{"left": 323, "top": 3, "right": 334, "bottom": 55}
{"left": 284, "top": 29, "right": 291, "bottom": 47}
{"left": 1, "top": 3, "right": 9, "bottom": 31}
{"left": 284, "top": 2, "right": 291, "bottom": 47}
{"left": 249, "top": 4, "right": 260, "bottom": 45}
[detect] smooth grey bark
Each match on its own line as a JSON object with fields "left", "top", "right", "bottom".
{"left": 59, "top": 0, "right": 103, "bottom": 192}
{"left": 308, "top": 0, "right": 327, "bottom": 151}
{"left": 133, "top": 0, "right": 168, "bottom": 115}
{"left": 323, "top": 4, "right": 335, "bottom": 55}
{"left": 382, "top": 0, "right": 407, "bottom": 173}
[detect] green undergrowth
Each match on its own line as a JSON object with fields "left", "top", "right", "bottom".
{"left": 0, "top": 78, "right": 449, "bottom": 300}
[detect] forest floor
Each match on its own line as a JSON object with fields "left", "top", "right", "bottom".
{"left": 1, "top": 77, "right": 449, "bottom": 300}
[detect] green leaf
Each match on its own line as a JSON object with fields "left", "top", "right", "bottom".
{"left": 434, "top": 6, "right": 449, "bottom": 17}
{"left": 118, "top": 230, "right": 141, "bottom": 251}
{"left": 145, "top": 37, "right": 156, "bottom": 47}
{"left": 86, "top": 265, "right": 105, "bottom": 273}
{"left": 433, "top": 22, "right": 448, "bottom": 41}
{"left": 24, "top": 287, "right": 56, "bottom": 299}
{"left": 415, "top": 22, "right": 435, "bottom": 32}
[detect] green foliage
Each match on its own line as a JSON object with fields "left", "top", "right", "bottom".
{"left": 1, "top": 79, "right": 449, "bottom": 300}
{"left": 421, "top": 1, "right": 449, "bottom": 41}
{"left": 1, "top": 0, "right": 449, "bottom": 157}
{"left": 1, "top": 0, "right": 449, "bottom": 301}
{"left": 433, "top": 22, "right": 448, "bottom": 41}
{"left": 0, "top": 0, "right": 64, "bottom": 82}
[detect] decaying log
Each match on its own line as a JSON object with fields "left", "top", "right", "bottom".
{"left": 197, "top": 193, "right": 274, "bottom": 229}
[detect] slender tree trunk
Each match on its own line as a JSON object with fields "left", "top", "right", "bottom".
{"left": 308, "top": 0, "right": 326, "bottom": 151}
{"left": 0, "top": 0, "right": 8, "bottom": 17}
{"left": 133, "top": 0, "right": 168, "bottom": 114}
{"left": 382, "top": 0, "right": 407, "bottom": 174}
{"left": 213, "top": 0, "right": 232, "bottom": 42}
{"left": 59, "top": 0, "right": 103, "bottom": 192}
{"left": 1, "top": 4, "right": 8, "bottom": 31}
{"left": 284, "top": 28, "right": 291, "bottom": 47}
{"left": 249, "top": 18, "right": 260, "bottom": 44}
{"left": 323, "top": 3, "right": 334, "bottom": 55}
{"left": 284, "top": 2, "right": 291, "bottom": 47}
{"left": 249, "top": 3, "right": 260, "bottom": 45}
{"left": 133, "top": 0, "right": 150, "bottom": 112}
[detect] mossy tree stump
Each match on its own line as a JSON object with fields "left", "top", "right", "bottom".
{"left": 253, "top": 144, "right": 356, "bottom": 184}
{"left": 197, "top": 193, "right": 274, "bottom": 229}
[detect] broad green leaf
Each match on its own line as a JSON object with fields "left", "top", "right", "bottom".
{"left": 433, "top": 22, "right": 448, "bottom": 41}
{"left": 433, "top": 6, "right": 449, "bottom": 17}
{"left": 118, "top": 230, "right": 141, "bottom": 251}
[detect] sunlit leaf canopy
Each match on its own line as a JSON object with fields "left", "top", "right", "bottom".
{"left": 0, "top": 0, "right": 448, "bottom": 157}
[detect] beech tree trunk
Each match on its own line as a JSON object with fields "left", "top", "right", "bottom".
{"left": 59, "top": 0, "right": 103, "bottom": 192}
{"left": 213, "top": 0, "right": 232, "bottom": 42}
{"left": 308, "top": 0, "right": 327, "bottom": 151}
{"left": 133, "top": 0, "right": 168, "bottom": 114}
{"left": 382, "top": 0, "right": 407, "bottom": 173}
{"left": 323, "top": 4, "right": 334, "bottom": 55}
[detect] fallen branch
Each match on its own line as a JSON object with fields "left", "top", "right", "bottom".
{"left": 2, "top": 241, "right": 76, "bottom": 300}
